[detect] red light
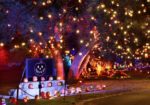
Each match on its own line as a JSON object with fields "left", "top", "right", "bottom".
{"left": 47, "top": 82, "right": 52, "bottom": 87}
{"left": 0, "top": 48, "right": 8, "bottom": 66}
{"left": 28, "top": 84, "right": 34, "bottom": 89}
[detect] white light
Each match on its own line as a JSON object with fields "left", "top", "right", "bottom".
{"left": 30, "top": 39, "right": 33, "bottom": 42}
{"left": 0, "top": 43, "right": 4, "bottom": 47}
{"left": 23, "top": 78, "right": 28, "bottom": 83}
{"left": 76, "top": 29, "right": 80, "bottom": 34}
{"left": 39, "top": 17, "right": 44, "bottom": 20}
{"left": 30, "top": 29, "right": 34, "bottom": 33}
{"left": 57, "top": 77, "right": 61, "bottom": 80}
{"left": 7, "top": 24, "right": 11, "bottom": 27}
{"left": 49, "top": 77, "right": 53, "bottom": 81}
{"left": 79, "top": 52, "right": 82, "bottom": 56}
{"left": 6, "top": 10, "right": 9, "bottom": 14}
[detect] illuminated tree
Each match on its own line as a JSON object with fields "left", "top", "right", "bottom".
{"left": 0, "top": 0, "right": 149, "bottom": 80}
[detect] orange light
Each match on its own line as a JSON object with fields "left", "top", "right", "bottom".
{"left": 0, "top": 43, "right": 4, "bottom": 47}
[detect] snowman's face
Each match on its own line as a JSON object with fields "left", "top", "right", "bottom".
{"left": 34, "top": 62, "right": 46, "bottom": 76}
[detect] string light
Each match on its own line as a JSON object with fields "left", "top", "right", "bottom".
{"left": 76, "top": 29, "right": 80, "bottom": 34}
{"left": 48, "top": 14, "right": 52, "bottom": 19}
{"left": 0, "top": 0, "right": 148, "bottom": 65}
{"left": 0, "top": 43, "right": 4, "bottom": 47}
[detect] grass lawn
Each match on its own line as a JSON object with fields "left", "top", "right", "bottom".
{"left": 6, "top": 89, "right": 140, "bottom": 105}
{"left": 7, "top": 94, "right": 105, "bottom": 105}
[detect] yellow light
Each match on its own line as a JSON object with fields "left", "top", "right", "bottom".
{"left": 60, "top": 46, "right": 63, "bottom": 49}
{"left": 48, "top": 14, "right": 52, "bottom": 19}
{"left": 47, "top": 0, "right": 52, "bottom": 4}
{"left": 145, "top": 53, "right": 148, "bottom": 58}
{"left": 123, "top": 31, "right": 127, "bottom": 35}
{"left": 141, "top": 4, "right": 145, "bottom": 7}
{"left": 127, "top": 56, "right": 130, "bottom": 59}
{"left": 125, "top": 12, "right": 128, "bottom": 15}
{"left": 126, "top": 48, "right": 130, "bottom": 52}
{"left": 80, "top": 40, "right": 84, "bottom": 44}
{"left": 29, "top": 50, "right": 32, "bottom": 53}
{"left": 115, "top": 41, "right": 118, "bottom": 44}
{"left": 100, "top": 4, "right": 105, "bottom": 8}
{"left": 14, "top": 45, "right": 20, "bottom": 49}
{"left": 90, "top": 30, "right": 93, "bottom": 34}
{"left": 38, "top": 32, "right": 43, "bottom": 36}
{"left": 143, "top": 9, "right": 146, "bottom": 13}
{"left": 63, "top": 9, "right": 67, "bottom": 13}
{"left": 106, "top": 65, "right": 111, "bottom": 70}
{"left": 60, "top": 39, "right": 63, "bottom": 43}
{"left": 21, "top": 42, "right": 26, "bottom": 46}
{"left": 96, "top": 64, "right": 102, "bottom": 76}
{"left": 111, "top": 1, "right": 115, "bottom": 4}
{"left": 59, "top": 22, "right": 63, "bottom": 27}
{"left": 75, "top": 7, "right": 79, "bottom": 11}
{"left": 104, "top": 9, "right": 107, "bottom": 12}
{"left": 127, "top": 25, "right": 130, "bottom": 29}
{"left": 146, "top": 43, "right": 149, "bottom": 46}
{"left": 147, "top": 30, "right": 150, "bottom": 33}
{"left": 116, "top": 3, "right": 119, "bottom": 7}
{"left": 110, "top": 17, "right": 114, "bottom": 20}
{"left": 78, "top": 0, "right": 82, "bottom": 3}
{"left": 129, "top": 13, "right": 133, "bottom": 17}
{"left": 65, "top": 50, "right": 70, "bottom": 54}
{"left": 33, "top": 1, "right": 37, "bottom": 5}
{"left": 113, "top": 33, "right": 116, "bottom": 36}
{"left": 117, "top": 45, "right": 122, "bottom": 49}
{"left": 134, "top": 38, "right": 138, "bottom": 43}
{"left": 129, "top": 63, "right": 133, "bottom": 67}
{"left": 114, "top": 20, "right": 118, "bottom": 24}
{"left": 120, "top": 27, "right": 123, "bottom": 30}
{"left": 42, "top": 2, "right": 46, "bottom": 6}
{"left": 138, "top": 10, "right": 141, "bottom": 14}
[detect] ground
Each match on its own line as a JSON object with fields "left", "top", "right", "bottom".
{"left": 1, "top": 68, "right": 150, "bottom": 105}
{"left": 82, "top": 90, "right": 150, "bottom": 105}
{"left": 1, "top": 79, "right": 150, "bottom": 105}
